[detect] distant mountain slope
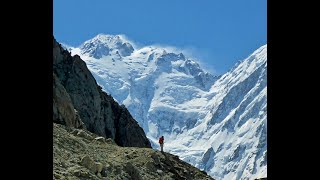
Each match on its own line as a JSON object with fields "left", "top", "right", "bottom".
{"left": 184, "top": 45, "right": 267, "bottom": 180}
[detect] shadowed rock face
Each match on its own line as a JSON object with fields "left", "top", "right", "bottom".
{"left": 53, "top": 72, "right": 84, "bottom": 128}
{"left": 53, "top": 37, "right": 151, "bottom": 148}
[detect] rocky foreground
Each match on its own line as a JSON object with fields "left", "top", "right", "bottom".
{"left": 53, "top": 123, "right": 214, "bottom": 180}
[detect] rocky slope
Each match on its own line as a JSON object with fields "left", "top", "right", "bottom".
{"left": 53, "top": 123, "right": 214, "bottom": 180}
{"left": 53, "top": 37, "right": 151, "bottom": 148}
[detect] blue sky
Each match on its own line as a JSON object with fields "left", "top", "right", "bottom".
{"left": 54, "top": 0, "right": 266, "bottom": 74}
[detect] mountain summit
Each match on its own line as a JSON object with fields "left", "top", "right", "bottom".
{"left": 79, "top": 34, "right": 134, "bottom": 59}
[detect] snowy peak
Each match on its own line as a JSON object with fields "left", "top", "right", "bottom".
{"left": 79, "top": 34, "right": 134, "bottom": 59}
{"left": 69, "top": 34, "right": 267, "bottom": 179}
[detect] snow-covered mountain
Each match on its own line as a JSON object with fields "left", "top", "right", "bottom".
{"left": 79, "top": 34, "right": 134, "bottom": 59}
{"left": 68, "top": 34, "right": 267, "bottom": 180}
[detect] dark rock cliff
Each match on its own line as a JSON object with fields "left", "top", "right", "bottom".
{"left": 53, "top": 37, "right": 151, "bottom": 148}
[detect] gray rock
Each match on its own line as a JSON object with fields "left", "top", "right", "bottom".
{"left": 77, "top": 130, "right": 93, "bottom": 140}
{"left": 94, "top": 137, "right": 105, "bottom": 143}
{"left": 60, "top": 161, "right": 67, "bottom": 168}
{"left": 80, "top": 155, "right": 94, "bottom": 170}
{"left": 94, "top": 162, "right": 103, "bottom": 173}
{"left": 97, "top": 172, "right": 102, "bottom": 178}
{"left": 80, "top": 171, "right": 89, "bottom": 177}
{"left": 156, "top": 169, "right": 163, "bottom": 174}
{"left": 73, "top": 170, "right": 81, "bottom": 177}
{"left": 101, "top": 166, "right": 107, "bottom": 177}
{"left": 105, "top": 138, "right": 114, "bottom": 144}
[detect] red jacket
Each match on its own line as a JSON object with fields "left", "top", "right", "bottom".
{"left": 159, "top": 136, "right": 164, "bottom": 144}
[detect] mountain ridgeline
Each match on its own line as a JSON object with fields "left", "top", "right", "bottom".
{"left": 67, "top": 34, "right": 267, "bottom": 180}
{"left": 53, "top": 37, "right": 151, "bottom": 148}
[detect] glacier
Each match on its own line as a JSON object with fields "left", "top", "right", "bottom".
{"left": 67, "top": 34, "right": 267, "bottom": 180}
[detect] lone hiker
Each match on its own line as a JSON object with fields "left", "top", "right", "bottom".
{"left": 159, "top": 136, "right": 164, "bottom": 152}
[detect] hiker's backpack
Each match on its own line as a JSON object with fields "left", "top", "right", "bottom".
{"left": 159, "top": 137, "right": 164, "bottom": 144}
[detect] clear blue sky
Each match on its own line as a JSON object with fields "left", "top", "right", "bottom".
{"left": 54, "top": 0, "right": 266, "bottom": 74}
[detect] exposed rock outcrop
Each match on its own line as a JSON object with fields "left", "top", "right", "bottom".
{"left": 53, "top": 72, "right": 84, "bottom": 128}
{"left": 53, "top": 37, "right": 151, "bottom": 148}
{"left": 53, "top": 123, "right": 214, "bottom": 180}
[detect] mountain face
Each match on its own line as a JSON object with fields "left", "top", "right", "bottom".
{"left": 53, "top": 37, "right": 151, "bottom": 148}
{"left": 53, "top": 72, "right": 85, "bottom": 128}
{"left": 68, "top": 34, "right": 267, "bottom": 180}
{"left": 79, "top": 34, "right": 134, "bottom": 59}
{"left": 53, "top": 123, "right": 214, "bottom": 179}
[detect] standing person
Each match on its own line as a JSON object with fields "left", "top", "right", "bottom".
{"left": 159, "top": 136, "right": 164, "bottom": 152}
